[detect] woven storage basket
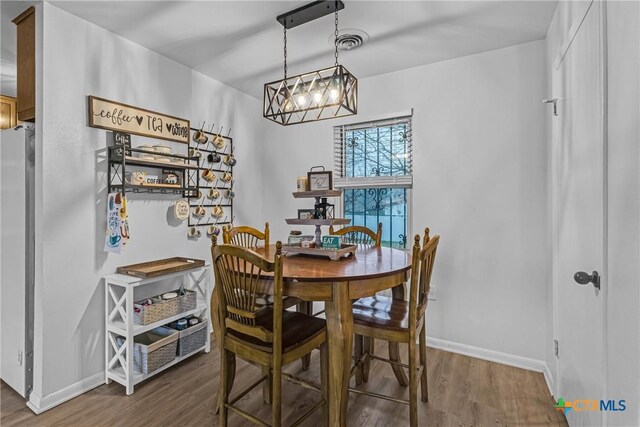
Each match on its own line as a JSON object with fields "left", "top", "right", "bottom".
{"left": 171, "top": 318, "right": 207, "bottom": 357}
{"left": 133, "top": 327, "right": 178, "bottom": 374}
{"left": 180, "top": 289, "right": 197, "bottom": 312}
{"left": 134, "top": 289, "right": 197, "bottom": 325}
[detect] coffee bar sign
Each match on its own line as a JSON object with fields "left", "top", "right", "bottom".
{"left": 88, "top": 96, "right": 190, "bottom": 143}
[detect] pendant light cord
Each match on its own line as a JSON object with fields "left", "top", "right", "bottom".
{"left": 334, "top": 5, "right": 339, "bottom": 67}
{"left": 283, "top": 26, "right": 288, "bottom": 80}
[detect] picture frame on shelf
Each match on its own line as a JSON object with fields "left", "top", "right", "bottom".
{"left": 298, "top": 209, "right": 315, "bottom": 220}
{"left": 307, "top": 170, "right": 332, "bottom": 191}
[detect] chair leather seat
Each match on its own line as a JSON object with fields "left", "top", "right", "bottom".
{"left": 228, "top": 309, "right": 326, "bottom": 353}
{"left": 352, "top": 295, "right": 410, "bottom": 331}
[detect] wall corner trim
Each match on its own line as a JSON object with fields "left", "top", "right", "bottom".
{"left": 543, "top": 363, "right": 556, "bottom": 399}
{"left": 26, "top": 372, "right": 104, "bottom": 414}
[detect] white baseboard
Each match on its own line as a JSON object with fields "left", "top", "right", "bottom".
{"left": 427, "top": 336, "right": 548, "bottom": 373}
{"left": 26, "top": 371, "right": 104, "bottom": 414}
{"left": 24, "top": 340, "right": 557, "bottom": 414}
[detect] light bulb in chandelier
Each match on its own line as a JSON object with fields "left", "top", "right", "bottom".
{"left": 297, "top": 94, "right": 307, "bottom": 106}
{"left": 313, "top": 91, "right": 323, "bottom": 103}
{"left": 284, "top": 98, "right": 293, "bottom": 112}
{"left": 330, "top": 88, "right": 340, "bottom": 100}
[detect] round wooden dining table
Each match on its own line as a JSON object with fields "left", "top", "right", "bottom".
{"left": 251, "top": 244, "right": 412, "bottom": 427}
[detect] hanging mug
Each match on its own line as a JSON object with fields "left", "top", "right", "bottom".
{"left": 212, "top": 206, "right": 224, "bottom": 218}
{"left": 208, "top": 152, "right": 221, "bottom": 163}
{"left": 225, "top": 189, "right": 235, "bottom": 199}
{"left": 188, "top": 226, "right": 201, "bottom": 237}
{"left": 208, "top": 189, "right": 220, "bottom": 199}
{"left": 193, "top": 126, "right": 208, "bottom": 144}
{"left": 194, "top": 206, "right": 206, "bottom": 217}
{"left": 221, "top": 172, "right": 232, "bottom": 182}
{"left": 212, "top": 134, "right": 225, "bottom": 149}
{"left": 207, "top": 225, "right": 220, "bottom": 236}
{"left": 224, "top": 153, "right": 236, "bottom": 167}
{"left": 202, "top": 169, "right": 215, "bottom": 181}
{"left": 189, "top": 148, "right": 202, "bottom": 159}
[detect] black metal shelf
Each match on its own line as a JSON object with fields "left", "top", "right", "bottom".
{"left": 109, "top": 155, "right": 199, "bottom": 171}
{"left": 189, "top": 203, "right": 233, "bottom": 207}
{"left": 108, "top": 183, "right": 198, "bottom": 195}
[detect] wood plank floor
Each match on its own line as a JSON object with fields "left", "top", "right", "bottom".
{"left": 1, "top": 337, "right": 567, "bottom": 426}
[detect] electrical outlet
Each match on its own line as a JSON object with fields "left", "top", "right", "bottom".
{"left": 428, "top": 286, "right": 437, "bottom": 301}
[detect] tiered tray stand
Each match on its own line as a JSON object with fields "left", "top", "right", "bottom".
{"left": 285, "top": 190, "right": 355, "bottom": 260}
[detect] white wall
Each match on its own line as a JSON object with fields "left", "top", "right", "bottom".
{"left": 31, "top": 3, "right": 263, "bottom": 408}
{"left": 262, "top": 40, "right": 550, "bottom": 363}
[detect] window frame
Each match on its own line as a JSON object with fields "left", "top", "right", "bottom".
{"left": 333, "top": 113, "right": 414, "bottom": 250}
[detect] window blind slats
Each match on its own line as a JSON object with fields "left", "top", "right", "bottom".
{"left": 333, "top": 114, "right": 413, "bottom": 188}
{"left": 334, "top": 176, "right": 413, "bottom": 189}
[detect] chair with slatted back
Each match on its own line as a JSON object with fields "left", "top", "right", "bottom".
{"left": 223, "top": 223, "right": 300, "bottom": 310}
{"left": 349, "top": 228, "right": 440, "bottom": 427}
{"left": 224, "top": 222, "right": 270, "bottom": 249}
{"left": 328, "top": 223, "right": 382, "bottom": 248}
{"left": 212, "top": 239, "right": 328, "bottom": 427}
{"left": 223, "top": 222, "right": 308, "bottom": 373}
{"left": 327, "top": 223, "right": 407, "bottom": 387}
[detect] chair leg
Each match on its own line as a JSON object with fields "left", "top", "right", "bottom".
{"left": 219, "top": 348, "right": 229, "bottom": 426}
{"left": 408, "top": 341, "right": 419, "bottom": 427}
{"left": 320, "top": 341, "right": 329, "bottom": 427}
{"left": 419, "top": 326, "right": 428, "bottom": 402}
{"left": 214, "top": 351, "right": 236, "bottom": 415}
{"left": 261, "top": 365, "right": 272, "bottom": 404}
{"left": 389, "top": 342, "right": 409, "bottom": 386}
{"left": 362, "top": 336, "right": 372, "bottom": 383}
{"left": 354, "top": 334, "right": 364, "bottom": 385}
{"left": 272, "top": 360, "right": 282, "bottom": 427}
{"left": 298, "top": 301, "right": 311, "bottom": 370}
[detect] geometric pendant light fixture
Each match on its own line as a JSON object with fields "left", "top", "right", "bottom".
{"left": 263, "top": 1, "right": 358, "bottom": 125}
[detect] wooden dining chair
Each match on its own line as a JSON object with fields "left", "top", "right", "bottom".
{"left": 223, "top": 222, "right": 309, "bottom": 372}
{"left": 350, "top": 228, "right": 440, "bottom": 427}
{"left": 327, "top": 223, "right": 408, "bottom": 387}
{"left": 212, "top": 239, "right": 328, "bottom": 427}
{"left": 328, "top": 223, "right": 382, "bottom": 247}
{"left": 223, "top": 222, "right": 299, "bottom": 310}
{"left": 223, "top": 222, "right": 270, "bottom": 248}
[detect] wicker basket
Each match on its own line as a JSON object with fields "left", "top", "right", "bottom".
{"left": 133, "top": 327, "right": 178, "bottom": 374}
{"left": 168, "top": 318, "right": 208, "bottom": 357}
{"left": 133, "top": 289, "right": 197, "bottom": 325}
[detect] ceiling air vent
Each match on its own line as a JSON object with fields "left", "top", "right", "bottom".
{"left": 329, "top": 29, "right": 369, "bottom": 51}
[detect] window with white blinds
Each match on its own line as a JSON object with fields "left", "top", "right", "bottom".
{"left": 333, "top": 114, "right": 413, "bottom": 189}
{"left": 333, "top": 114, "right": 413, "bottom": 249}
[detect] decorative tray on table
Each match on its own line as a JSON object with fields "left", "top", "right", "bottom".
{"left": 116, "top": 257, "right": 205, "bottom": 278}
{"left": 282, "top": 244, "right": 357, "bottom": 261}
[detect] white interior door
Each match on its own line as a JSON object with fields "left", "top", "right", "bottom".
{"left": 553, "top": 2, "right": 605, "bottom": 425}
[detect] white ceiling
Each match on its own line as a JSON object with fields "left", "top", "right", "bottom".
{"left": 3, "top": 1, "right": 558, "bottom": 99}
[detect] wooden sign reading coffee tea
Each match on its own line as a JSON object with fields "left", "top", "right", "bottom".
{"left": 89, "top": 96, "right": 190, "bottom": 143}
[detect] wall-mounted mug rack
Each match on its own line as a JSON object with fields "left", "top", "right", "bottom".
{"left": 187, "top": 126, "right": 234, "bottom": 232}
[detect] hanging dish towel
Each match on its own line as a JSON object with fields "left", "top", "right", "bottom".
{"left": 105, "top": 192, "right": 130, "bottom": 253}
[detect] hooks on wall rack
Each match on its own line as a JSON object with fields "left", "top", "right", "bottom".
{"left": 187, "top": 126, "right": 234, "bottom": 233}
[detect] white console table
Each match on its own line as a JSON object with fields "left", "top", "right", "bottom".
{"left": 104, "top": 264, "right": 211, "bottom": 395}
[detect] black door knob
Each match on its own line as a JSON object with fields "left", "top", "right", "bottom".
{"left": 574, "top": 271, "right": 601, "bottom": 290}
